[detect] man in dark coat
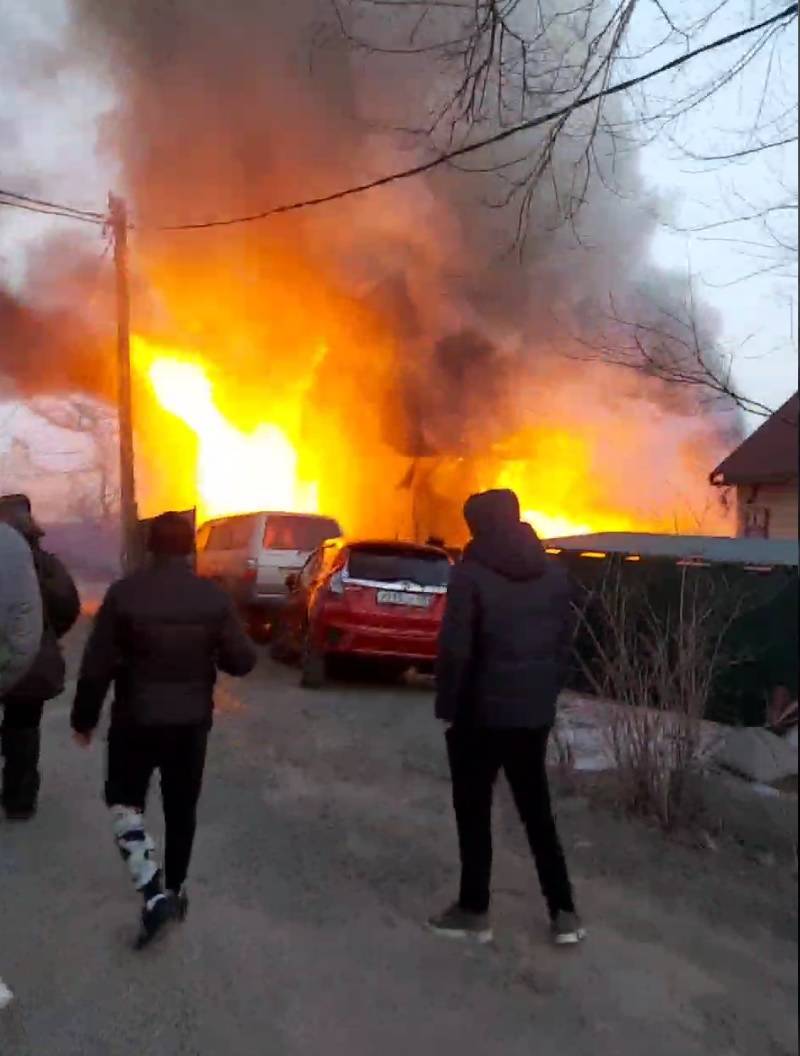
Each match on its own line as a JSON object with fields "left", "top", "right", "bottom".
{"left": 0, "top": 494, "right": 80, "bottom": 820}
{"left": 71, "top": 511, "right": 257, "bottom": 947}
{"left": 428, "top": 489, "right": 584, "bottom": 946}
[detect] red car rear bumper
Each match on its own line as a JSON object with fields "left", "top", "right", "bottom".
{"left": 312, "top": 620, "right": 439, "bottom": 662}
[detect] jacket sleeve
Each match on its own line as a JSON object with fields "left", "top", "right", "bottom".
{"left": 216, "top": 601, "right": 257, "bottom": 677}
{"left": 435, "top": 564, "right": 479, "bottom": 724}
{"left": 0, "top": 526, "right": 43, "bottom": 695}
{"left": 70, "top": 585, "right": 120, "bottom": 734}
{"left": 37, "top": 551, "right": 81, "bottom": 638}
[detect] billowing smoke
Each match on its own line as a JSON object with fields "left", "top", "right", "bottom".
{"left": 1, "top": 288, "right": 86, "bottom": 396}
{"left": 1, "top": 0, "right": 741, "bottom": 536}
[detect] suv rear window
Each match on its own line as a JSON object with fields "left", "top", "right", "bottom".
{"left": 204, "top": 517, "right": 254, "bottom": 551}
{"left": 346, "top": 546, "right": 451, "bottom": 587}
{"left": 263, "top": 515, "right": 341, "bottom": 552}
{"left": 207, "top": 522, "right": 232, "bottom": 550}
{"left": 228, "top": 516, "right": 256, "bottom": 549}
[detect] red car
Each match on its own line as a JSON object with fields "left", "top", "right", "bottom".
{"left": 271, "top": 539, "right": 453, "bottom": 687}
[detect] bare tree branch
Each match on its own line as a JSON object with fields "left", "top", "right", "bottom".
{"left": 326, "top": 1, "right": 797, "bottom": 243}
{"left": 562, "top": 282, "right": 779, "bottom": 418}
{"left": 29, "top": 396, "right": 120, "bottom": 522}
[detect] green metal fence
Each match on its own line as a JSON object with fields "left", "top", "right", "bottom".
{"left": 553, "top": 545, "right": 798, "bottom": 727}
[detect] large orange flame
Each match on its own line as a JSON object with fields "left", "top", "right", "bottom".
{"left": 134, "top": 337, "right": 605, "bottom": 537}
{"left": 133, "top": 336, "right": 317, "bottom": 522}
{"left": 133, "top": 330, "right": 730, "bottom": 542}
{"left": 491, "top": 431, "right": 655, "bottom": 538}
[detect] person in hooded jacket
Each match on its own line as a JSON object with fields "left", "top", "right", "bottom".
{"left": 71, "top": 511, "right": 257, "bottom": 948}
{"left": 428, "top": 488, "right": 584, "bottom": 946}
{"left": 0, "top": 494, "right": 80, "bottom": 820}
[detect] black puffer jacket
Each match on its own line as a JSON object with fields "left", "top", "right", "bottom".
{"left": 435, "top": 489, "right": 575, "bottom": 729}
{"left": 8, "top": 547, "right": 81, "bottom": 701}
{"left": 71, "top": 557, "right": 257, "bottom": 733}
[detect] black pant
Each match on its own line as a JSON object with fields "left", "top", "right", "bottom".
{"left": 105, "top": 725, "right": 208, "bottom": 891}
{"left": 1, "top": 696, "right": 45, "bottom": 813}
{"left": 446, "top": 724, "right": 575, "bottom": 918}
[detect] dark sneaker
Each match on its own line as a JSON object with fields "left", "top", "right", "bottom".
{"left": 134, "top": 894, "right": 175, "bottom": 950}
{"left": 3, "top": 805, "right": 36, "bottom": 821}
{"left": 550, "top": 911, "right": 586, "bottom": 946}
{"left": 427, "top": 904, "right": 493, "bottom": 944}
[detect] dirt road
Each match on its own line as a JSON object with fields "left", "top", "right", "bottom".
{"left": 1, "top": 625, "right": 797, "bottom": 1055}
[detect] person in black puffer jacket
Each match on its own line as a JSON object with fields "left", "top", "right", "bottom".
{"left": 71, "top": 511, "right": 256, "bottom": 948}
{"left": 428, "top": 489, "right": 585, "bottom": 947}
{"left": 0, "top": 494, "right": 80, "bottom": 820}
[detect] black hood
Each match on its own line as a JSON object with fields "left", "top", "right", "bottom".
{"left": 462, "top": 489, "right": 546, "bottom": 581}
{"left": 0, "top": 492, "right": 44, "bottom": 544}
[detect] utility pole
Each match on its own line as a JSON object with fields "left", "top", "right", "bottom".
{"left": 109, "top": 193, "right": 138, "bottom": 573}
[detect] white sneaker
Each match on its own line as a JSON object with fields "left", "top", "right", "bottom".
{"left": 550, "top": 911, "right": 587, "bottom": 945}
{"left": 0, "top": 977, "right": 14, "bottom": 1010}
{"left": 427, "top": 903, "right": 494, "bottom": 944}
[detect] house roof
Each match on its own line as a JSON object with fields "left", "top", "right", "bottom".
{"left": 711, "top": 393, "right": 798, "bottom": 486}
{"left": 544, "top": 532, "right": 799, "bottom": 568}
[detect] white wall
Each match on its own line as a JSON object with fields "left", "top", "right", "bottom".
{"left": 737, "top": 482, "right": 798, "bottom": 540}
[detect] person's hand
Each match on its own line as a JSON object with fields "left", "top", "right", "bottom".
{"left": 72, "top": 730, "right": 93, "bottom": 748}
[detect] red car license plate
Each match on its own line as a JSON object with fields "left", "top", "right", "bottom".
{"left": 376, "top": 590, "right": 430, "bottom": 608}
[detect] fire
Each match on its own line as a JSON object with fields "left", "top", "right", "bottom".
{"left": 521, "top": 511, "right": 593, "bottom": 539}
{"left": 132, "top": 336, "right": 317, "bottom": 522}
{"left": 492, "top": 432, "right": 597, "bottom": 539}
{"left": 115, "top": 180, "right": 732, "bottom": 545}
{"left": 487, "top": 429, "right": 655, "bottom": 539}
{"left": 131, "top": 329, "right": 731, "bottom": 544}
{"left": 134, "top": 333, "right": 603, "bottom": 538}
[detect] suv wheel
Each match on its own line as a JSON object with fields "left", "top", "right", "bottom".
{"left": 300, "top": 641, "right": 327, "bottom": 689}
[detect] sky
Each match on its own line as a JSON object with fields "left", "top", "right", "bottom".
{"left": 0, "top": 0, "right": 797, "bottom": 472}
{"left": 625, "top": 0, "right": 797, "bottom": 421}
{"left": 641, "top": 86, "right": 797, "bottom": 419}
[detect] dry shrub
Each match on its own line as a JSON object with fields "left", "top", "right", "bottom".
{"left": 574, "top": 563, "right": 740, "bottom": 829}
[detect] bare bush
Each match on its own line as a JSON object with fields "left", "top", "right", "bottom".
{"left": 574, "top": 561, "right": 741, "bottom": 828}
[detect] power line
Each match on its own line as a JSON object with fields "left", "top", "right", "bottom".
{"left": 0, "top": 3, "right": 796, "bottom": 234}
{"left": 153, "top": 2, "right": 798, "bottom": 231}
{"left": 0, "top": 192, "right": 105, "bottom": 226}
{"left": 0, "top": 198, "right": 104, "bottom": 225}
{"left": 0, "top": 188, "right": 103, "bottom": 219}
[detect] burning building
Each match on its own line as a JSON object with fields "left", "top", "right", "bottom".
{"left": 0, "top": 0, "right": 740, "bottom": 544}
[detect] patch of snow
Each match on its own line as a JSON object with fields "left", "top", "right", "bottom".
{"left": 553, "top": 691, "right": 729, "bottom": 774}
{"left": 0, "top": 978, "right": 13, "bottom": 1011}
{"left": 713, "top": 727, "right": 798, "bottom": 785}
{"left": 749, "top": 783, "right": 784, "bottom": 799}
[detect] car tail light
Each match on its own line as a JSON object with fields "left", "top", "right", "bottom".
{"left": 243, "top": 558, "right": 257, "bottom": 584}
{"left": 327, "top": 571, "right": 345, "bottom": 596}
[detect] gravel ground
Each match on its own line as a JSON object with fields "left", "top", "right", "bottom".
{"left": 1, "top": 622, "right": 797, "bottom": 1056}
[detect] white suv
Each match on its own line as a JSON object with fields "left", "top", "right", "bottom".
{"left": 196, "top": 511, "right": 342, "bottom": 633}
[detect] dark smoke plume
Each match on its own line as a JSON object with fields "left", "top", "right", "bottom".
{"left": 0, "top": 288, "right": 110, "bottom": 399}
{"left": 1, "top": 0, "right": 740, "bottom": 462}
{"left": 0, "top": 226, "right": 115, "bottom": 399}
